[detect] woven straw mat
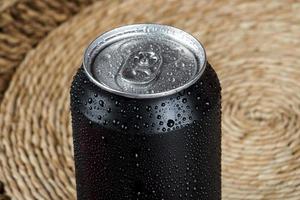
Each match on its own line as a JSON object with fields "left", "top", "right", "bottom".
{"left": 0, "top": 0, "right": 300, "bottom": 199}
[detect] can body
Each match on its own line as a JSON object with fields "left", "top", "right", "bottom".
{"left": 70, "top": 62, "right": 221, "bottom": 199}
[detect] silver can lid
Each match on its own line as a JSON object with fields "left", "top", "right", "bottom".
{"left": 83, "top": 24, "right": 206, "bottom": 98}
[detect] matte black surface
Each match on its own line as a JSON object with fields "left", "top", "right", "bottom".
{"left": 70, "top": 63, "right": 221, "bottom": 200}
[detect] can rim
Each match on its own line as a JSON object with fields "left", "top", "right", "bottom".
{"left": 83, "top": 23, "right": 207, "bottom": 99}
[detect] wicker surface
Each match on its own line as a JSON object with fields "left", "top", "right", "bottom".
{"left": 0, "top": 0, "right": 300, "bottom": 199}
{"left": 0, "top": 0, "right": 97, "bottom": 101}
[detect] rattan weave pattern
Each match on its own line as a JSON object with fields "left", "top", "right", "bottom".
{"left": 0, "top": 0, "right": 299, "bottom": 199}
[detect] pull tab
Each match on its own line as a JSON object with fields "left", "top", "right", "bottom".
{"left": 116, "top": 41, "right": 163, "bottom": 87}
{"left": 122, "top": 51, "right": 160, "bottom": 84}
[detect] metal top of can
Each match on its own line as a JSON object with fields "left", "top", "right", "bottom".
{"left": 83, "top": 24, "right": 206, "bottom": 98}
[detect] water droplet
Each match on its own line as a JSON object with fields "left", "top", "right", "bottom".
{"left": 115, "top": 101, "right": 120, "bottom": 106}
{"left": 146, "top": 106, "right": 152, "bottom": 111}
{"left": 167, "top": 119, "right": 175, "bottom": 127}
{"left": 99, "top": 100, "right": 104, "bottom": 107}
{"left": 171, "top": 77, "right": 176, "bottom": 82}
{"left": 143, "top": 123, "right": 149, "bottom": 128}
{"left": 134, "top": 124, "right": 140, "bottom": 129}
{"left": 182, "top": 98, "right": 187, "bottom": 103}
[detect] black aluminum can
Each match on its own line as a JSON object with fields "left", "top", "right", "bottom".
{"left": 70, "top": 24, "right": 221, "bottom": 200}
